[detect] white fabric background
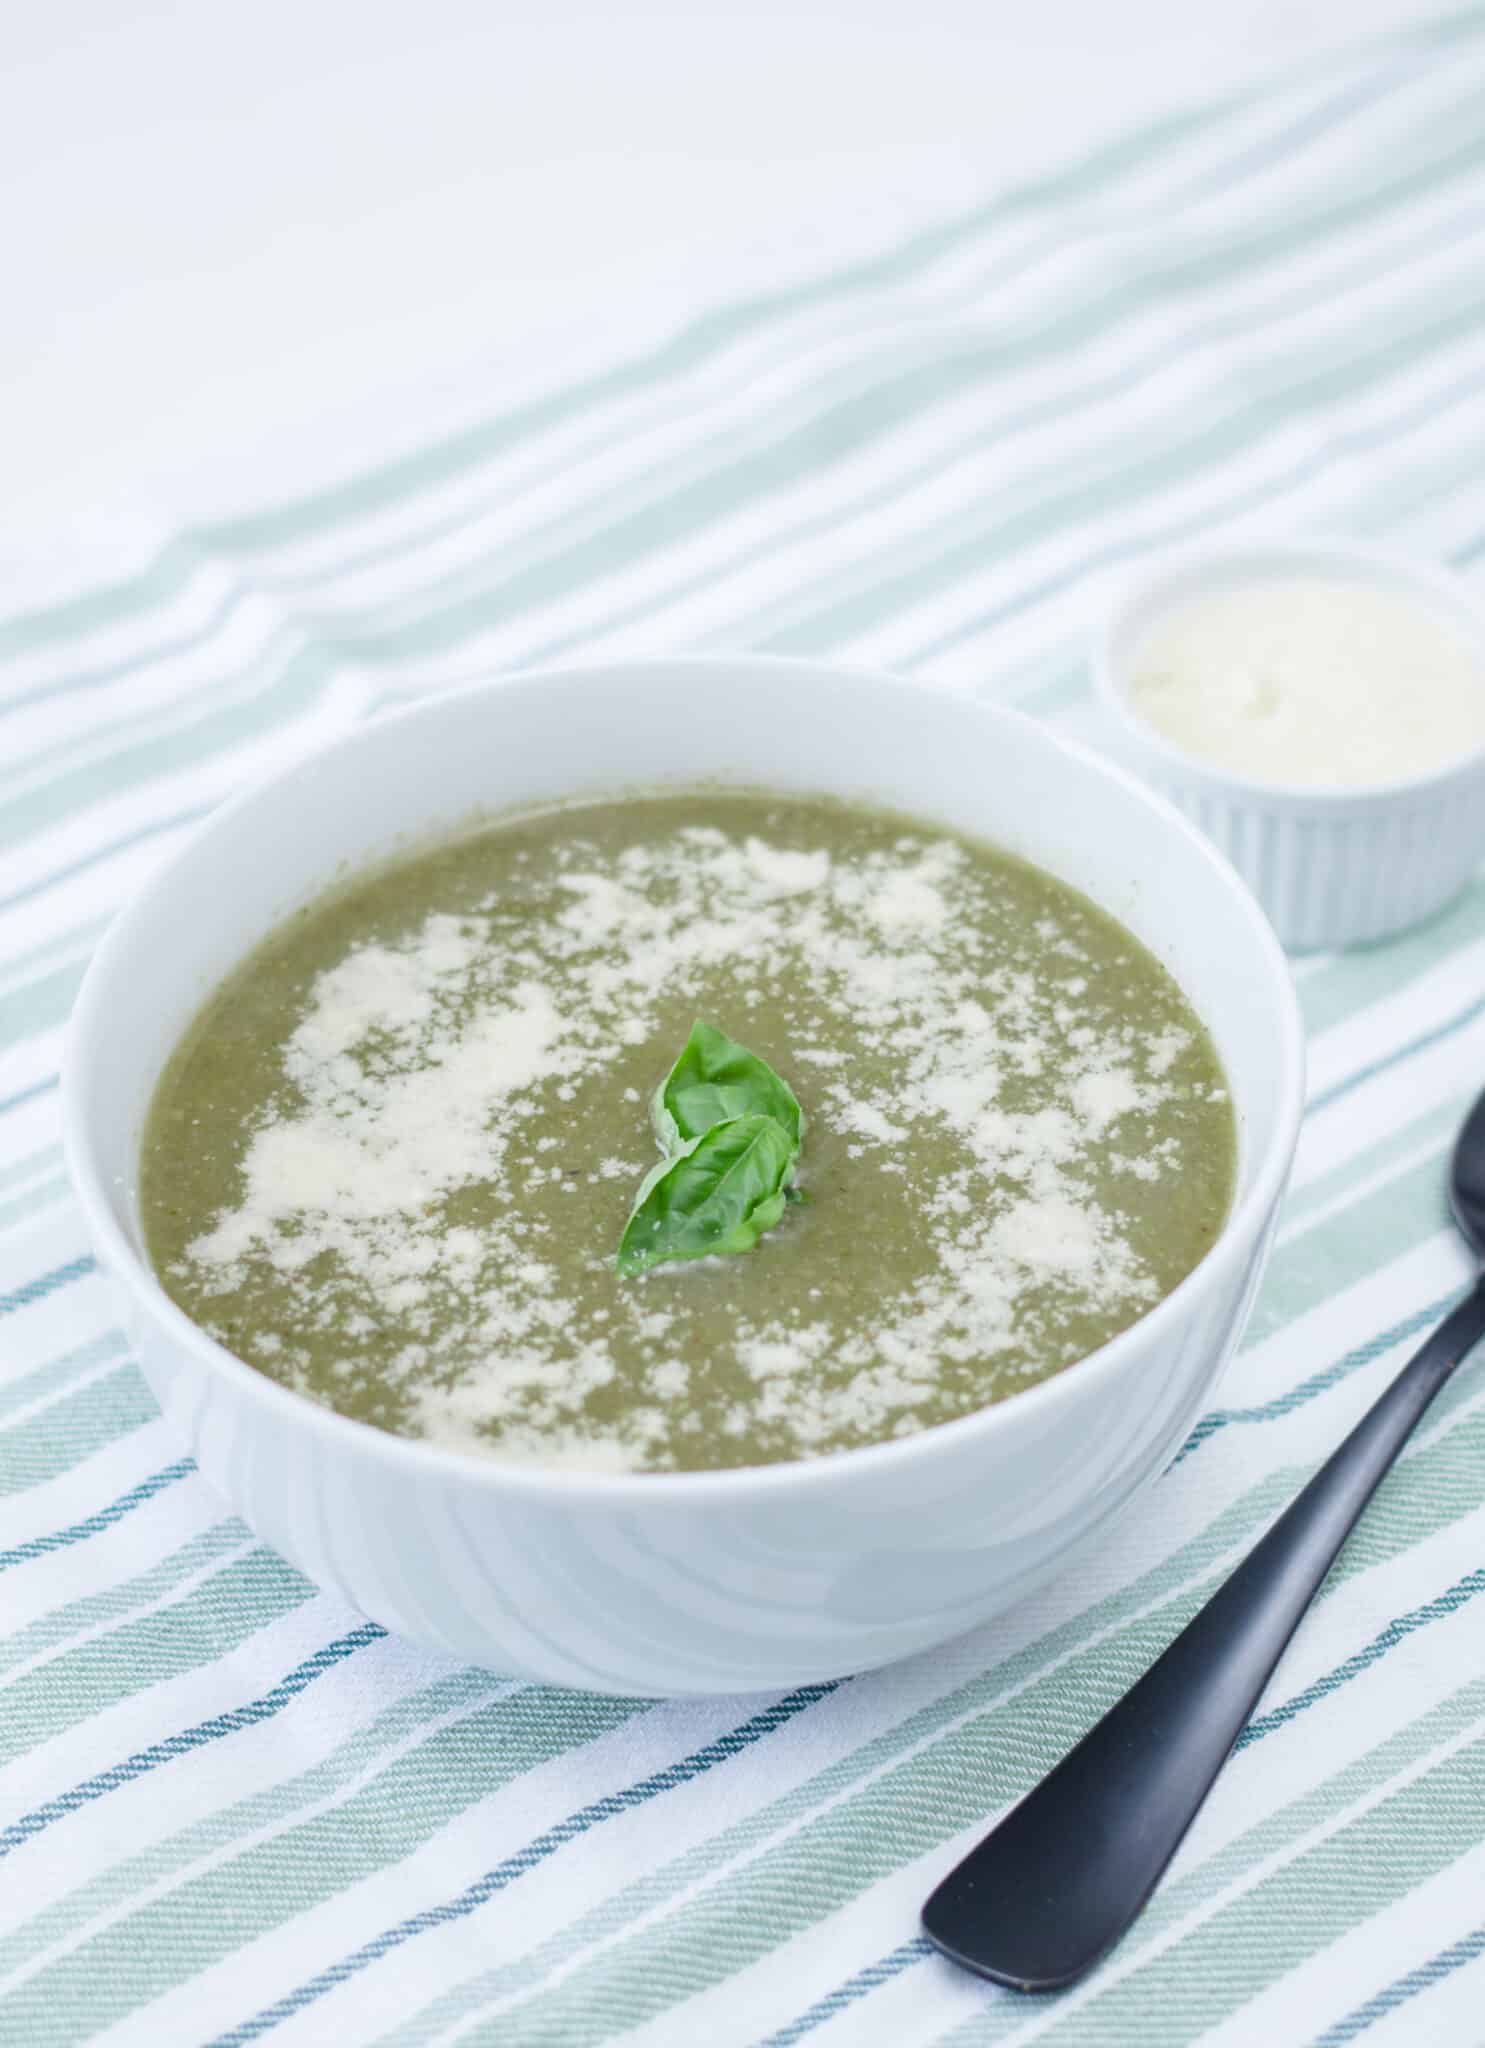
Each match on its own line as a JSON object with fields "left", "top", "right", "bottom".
{"left": 5, "top": 0, "right": 1424, "bottom": 547}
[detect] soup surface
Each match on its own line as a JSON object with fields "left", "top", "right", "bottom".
{"left": 142, "top": 790, "right": 1235, "bottom": 1472}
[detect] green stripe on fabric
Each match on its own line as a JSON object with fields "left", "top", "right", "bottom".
{"left": 0, "top": 580, "right": 251, "bottom": 731}
{"left": 0, "top": 1549, "right": 314, "bottom": 1770}
{"left": 0, "top": 1175, "right": 73, "bottom": 1235}
{"left": 0, "top": 799, "right": 215, "bottom": 936}
{"left": 0, "top": 914, "right": 109, "bottom": 988}
{"left": 1280, "top": 1102, "right": 1465, "bottom": 1232}
{"left": 0, "top": 1333, "right": 127, "bottom": 1426}
{"left": 0, "top": 1690, "right": 644, "bottom": 2044}
{"left": 0, "top": 1523, "right": 251, "bottom": 1680}
{"left": 3, "top": 607, "right": 323, "bottom": 800}
{"left": 0, "top": 959, "right": 89, "bottom": 1053}
{"left": 1246, "top": 1151, "right": 1455, "bottom": 1346}
{"left": 0, "top": 1144, "right": 63, "bottom": 1197}
{"left": 1423, "top": 0, "right": 1485, "bottom": 49}
{"left": 0, "top": 643, "right": 344, "bottom": 858}
{"left": 0, "top": 1364, "right": 158, "bottom": 1499}
{"left": 1300, "top": 882, "right": 1485, "bottom": 1039}
{"left": 0, "top": 1669, "right": 507, "bottom": 1983}
{"left": 0, "top": 538, "right": 211, "bottom": 668}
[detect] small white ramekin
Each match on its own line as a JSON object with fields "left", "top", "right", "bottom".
{"left": 1094, "top": 541, "right": 1485, "bottom": 952}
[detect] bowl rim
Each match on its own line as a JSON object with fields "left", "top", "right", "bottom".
{"left": 62, "top": 653, "right": 1306, "bottom": 1505}
{"left": 1094, "top": 537, "right": 1485, "bottom": 808}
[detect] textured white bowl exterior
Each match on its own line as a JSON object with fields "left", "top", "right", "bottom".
{"left": 1097, "top": 543, "right": 1485, "bottom": 952}
{"left": 1131, "top": 774, "right": 1485, "bottom": 954}
{"left": 64, "top": 659, "right": 1303, "bottom": 1697}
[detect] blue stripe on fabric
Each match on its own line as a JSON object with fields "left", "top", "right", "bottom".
{"left": 1237, "top": 1565, "right": 1485, "bottom": 1750}
{"left": 757, "top": 1563, "right": 1485, "bottom": 2042}
{"left": 761, "top": 1938, "right": 934, "bottom": 2047}
{"left": 0, "top": 1075, "right": 58, "bottom": 1119}
{"left": 0, "top": 1255, "right": 96, "bottom": 1318}
{"left": 0, "top": 1623, "right": 387, "bottom": 1860}
{"left": 1174, "top": 1290, "right": 1464, "bottom": 1465}
{"left": 1311, "top": 1923, "right": 1485, "bottom": 2046}
{"left": 209, "top": 1681, "right": 839, "bottom": 2048}
{"left": 0, "top": 1460, "right": 195, "bottom": 1574}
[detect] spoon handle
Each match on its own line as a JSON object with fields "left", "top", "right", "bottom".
{"left": 922, "top": 1274, "right": 1485, "bottom": 1993}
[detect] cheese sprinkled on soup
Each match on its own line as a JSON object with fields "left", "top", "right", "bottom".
{"left": 141, "top": 791, "right": 1235, "bottom": 1472}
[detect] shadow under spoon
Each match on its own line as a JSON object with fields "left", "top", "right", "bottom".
{"left": 922, "top": 1082, "right": 1485, "bottom": 1993}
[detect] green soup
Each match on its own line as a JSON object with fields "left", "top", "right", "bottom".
{"left": 141, "top": 790, "right": 1236, "bottom": 1472}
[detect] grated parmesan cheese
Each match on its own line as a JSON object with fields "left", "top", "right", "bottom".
{"left": 1130, "top": 577, "right": 1485, "bottom": 787}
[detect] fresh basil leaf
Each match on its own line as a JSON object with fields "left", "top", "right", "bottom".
{"left": 652, "top": 1020, "right": 804, "bottom": 1153}
{"left": 617, "top": 1114, "right": 796, "bottom": 1276}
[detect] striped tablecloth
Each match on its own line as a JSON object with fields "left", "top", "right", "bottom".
{"left": 6, "top": 10, "right": 1485, "bottom": 2043}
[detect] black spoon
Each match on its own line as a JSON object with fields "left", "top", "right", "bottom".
{"left": 922, "top": 1083, "right": 1485, "bottom": 1993}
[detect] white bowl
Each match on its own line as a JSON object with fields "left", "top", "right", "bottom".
{"left": 1095, "top": 541, "right": 1485, "bottom": 952}
{"left": 64, "top": 657, "right": 1303, "bottom": 1697}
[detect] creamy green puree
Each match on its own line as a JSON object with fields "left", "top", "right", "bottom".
{"left": 142, "top": 791, "right": 1235, "bottom": 1473}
